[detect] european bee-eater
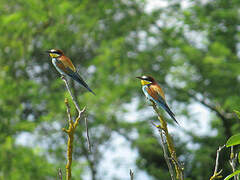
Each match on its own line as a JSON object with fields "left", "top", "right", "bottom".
{"left": 136, "top": 75, "right": 178, "bottom": 124}
{"left": 46, "top": 49, "right": 95, "bottom": 95}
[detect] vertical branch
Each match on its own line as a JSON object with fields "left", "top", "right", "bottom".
{"left": 61, "top": 76, "right": 82, "bottom": 112}
{"left": 61, "top": 76, "right": 86, "bottom": 180}
{"left": 58, "top": 168, "right": 63, "bottom": 180}
{"left": 152, "top": 122, "right": 175, "bottom": 180}
{"left": 85, "top": 117, "right": 92, "bottom": 152}
{"left": 209, "top": 145, "right": 225, "bottom": 180}
{"left": 130, "top": 169, "right": 134, "bottom": 180}
{"left": 150, "top": 100, "right": 184, "bottom": 180}
{"left": 229, "top": 146, "right": 239, "bottom": 180}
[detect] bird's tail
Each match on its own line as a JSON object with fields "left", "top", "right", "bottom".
{"left": 159, "top": 102, "right": 179, "bottom": 125}
{"left": 70, "top": 72, "right": 96, "bottom": 95}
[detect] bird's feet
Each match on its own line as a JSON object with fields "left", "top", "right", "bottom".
{"left": 61, "top": 75, "right": 65, "bottom": 80}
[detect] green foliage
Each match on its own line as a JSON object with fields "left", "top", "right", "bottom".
{"left": 234, "top": 110, "right": 240, "bottom": 119}
{"left": 239, "top": 152, "right": 240, "bottom": 164}
{"left": 226, "top": 134, "right": 240, "bottom": 147}
{"left": 0, "top": 0, "right": 155, "bottom": 179}
{"left": 1, "top": 0, "right": 240, "bottom": 179}
{"left": 0, "top": 137, "right": 55, "bottom": 179}
{"left": 224, "top": 170, "right": 240, "bottom": 180}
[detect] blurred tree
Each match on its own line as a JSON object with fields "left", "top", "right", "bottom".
{"left": 0, "top": 0, "right": 157, "bottom": 179}
{"left": 131, "top": 0, "right": 240, "bottom": 179}
{"left": 1, "top": 0, "right": 240, "bottom": 179}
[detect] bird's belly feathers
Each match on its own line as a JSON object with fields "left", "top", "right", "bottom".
{"left": 52, "top": 58, "right": 66, "bottom": 75}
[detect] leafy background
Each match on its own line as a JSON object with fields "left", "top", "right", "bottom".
{"left": 0, "top": 0, "right": 240, "bottom": 179}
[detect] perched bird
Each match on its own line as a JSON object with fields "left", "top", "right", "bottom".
{"left": 136, "top": 75, "right": 178, "bottom": 124}
{"left": 46, "top": 49, "right": 95, "bottom": 95}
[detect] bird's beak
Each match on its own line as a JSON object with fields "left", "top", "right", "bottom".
{"left": 45, "top": 50, "right": 51, "bottom": 54}
{"left": 136, "top": 76, "right": 143, "bottom": 80}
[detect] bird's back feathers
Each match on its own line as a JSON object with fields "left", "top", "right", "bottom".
{"left": 147, "top": 83, "right": 165, "bottom": 100}
{"left": 58, "top": 55, "right": 76, "bottom": 72}
{"left": 52, "top": 57, "right": 95, "bottom": 95}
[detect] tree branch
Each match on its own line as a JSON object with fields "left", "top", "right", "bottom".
{"left": 229, "top": 146, "right": 239, "bottom": 180}
{"left": 150, "top": 100, "right": 184, "bottom": 180}
{"left": 209, "top": 145, "right": 225, "bottom": 180}
{"left": 188, "top": 93, "right": 232, "bottom": 137}
{"left": 152, "top": 122, "right": 176, "bottom": 180}
{"left": 61, "top": 76, "right": 86, "bottom": 180}
{"left": 85, "top": 117, "right": 92, "bottom": 153}
{"left": 61, "top": 76, "right": 83, "bottom": 114}
{"left": 58, "top": 168, "right": 63, "bottom": 180}
{"left": 130, "top": 169, "right": 134, "bottom": 180}
{"left": 191, "top": 95, "right": 226, "bottom": 122}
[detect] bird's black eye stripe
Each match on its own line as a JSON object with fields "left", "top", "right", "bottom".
{"left": 52, "top": 51, "right": 61, "bottom": 54}
{"left": 141, "top": 76, "right": 153, "bottom": 82}
{"left": 142, "top": 76, "right": 150, "bottom": 81}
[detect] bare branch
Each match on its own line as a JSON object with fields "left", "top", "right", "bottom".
{"left": 130, "top": 169, "right": 134, "bottom": 180}
{"left": 85, "top": 117, "right": 92, "bottom": 153}
{"left": 152, "top": 122, "right": 175, "bottom": 180}
{"left": 229, "top": 146, "right": 239, "bottom": 180}
{"left": 209, "top": 145, "right": 225, "bottom": 180}
{"left": 61, "top": 75, "right": 82, "bottom": 113}
{"left": 58, "top": 168, "right": 63, "bottom": 180}
{"left": 150, "top": 100, "right": 184, "bottom": 180}
{"left": 65, "top": 98, "right": 73, "bottom": 125}
{"left": 187, "top": 92, "right": 233, "bottom": 137}
{"left": 61, "top": 76, "right": 86, "bottom": 180}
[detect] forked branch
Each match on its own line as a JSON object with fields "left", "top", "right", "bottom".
{"left": 61, "top": 76, "right": 86, "bottom": 180}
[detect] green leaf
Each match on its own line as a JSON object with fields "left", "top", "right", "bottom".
{"left": 226, "top": 134, "right": 240, "bottom": 147}
{"left": 238, "top": 152, "right": 240, "bottom": 164}
{"left": 224, "top": 170, "right": 240, "bottom": 180}
{"left": 234, "top": 110, "right": 240, "bottom": 119}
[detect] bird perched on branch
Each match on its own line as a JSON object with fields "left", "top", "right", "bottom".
{"left": 136, "top": 75, "right": 178, "bottom": 124}
{"left": 46, "top": 49, "right": 95, "bottom": 95}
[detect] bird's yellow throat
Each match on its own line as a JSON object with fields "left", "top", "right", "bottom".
{"left": 141, "top": 80, "right": 151, "bottom": 86}
{"left": 50, "top": 53, "right": 59, "bottom": 58}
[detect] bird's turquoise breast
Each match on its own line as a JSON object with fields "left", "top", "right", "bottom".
{"left": 52, "top": 58, "right": 66, "bottom": 75}
{"left": 142, "top": 85, "right": 154, "bottom": 101}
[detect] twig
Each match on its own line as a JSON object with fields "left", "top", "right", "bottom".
{"left": 150, "top": 100, "right": 184, "bottom": 180}
{"left": 130, "top": 169, "right": 134, "bottom": 180}
{"left": 152, "top": 122, "right": 175, "bottom": 180}
{"left": 229, "top": 146, "right": 239, "bottom": 180}
{"left": 209, "top": 145, "right": 225, "bottom": 180}
{"left": 61, "top": 76, "right": 86, "bottom": 180}
{"left": 85, "top": 117, "right": 91, "bottom": 152}
{"left": 61, "top": 76, "right": 82, "bottom": 113}
{"left": 65, "top": 98, "right": 73, "bottom": 124}
{"left": 58, "top": 168, "right": 63, "bottom": 180}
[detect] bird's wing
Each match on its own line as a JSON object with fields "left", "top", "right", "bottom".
{"left": 147, "top": 84, "right": 165, "bottom": 102}
{"left": 147, "top": 84, "right": 178, "bottom": 124}
{"left": 55, "top": 59, "right": 82, "bottom": 79}
{"left": 55, "top": 59, "right": 95, "bottom": 95}
{"left": 152, "top": 84, "right": 165, "bottom": 100}
{"left": 54, "top": 59, "right": 71, "bottom": 75}
{"left": 59, "top": 56, "right": 76, "bottom": 72}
